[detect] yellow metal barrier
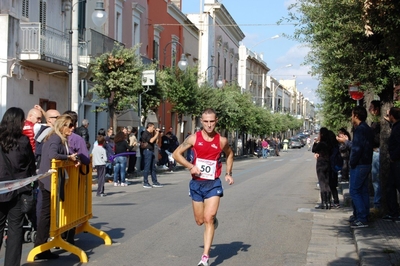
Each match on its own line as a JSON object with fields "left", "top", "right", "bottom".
{"left": 27, "top": 159, "right": 112, "bottom": 262}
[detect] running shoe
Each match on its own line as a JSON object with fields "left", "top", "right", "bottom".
{"left": 143, "top": 183, "right": 153, "bottom": 188}
{"left": 114, "top": 182, "right": 119, "bottom": 187}
{"left": 197, "top": 254, "right": 209, "bottom": 266}
{"left": 152, "top": 182, "right": 164, "bottom": 188}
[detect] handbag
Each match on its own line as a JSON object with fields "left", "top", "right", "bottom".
{"left": 20, "top": 192, "right": 35, "bottom": 214}
{"left": 0, "top": 147, "right": 35, "bottom": 213}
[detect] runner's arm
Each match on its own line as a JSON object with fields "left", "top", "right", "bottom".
{"left": 172, "top": 135, "right": 198, "bottom": 174}
{"left": 221, "top": 137, "right": 234, "bottom": 185}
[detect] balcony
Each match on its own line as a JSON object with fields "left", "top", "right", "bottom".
{"left": 19, "top": 22, "right": 70, "bottom": 69}
{"left": 19, "top": 23, "right": 122, "bottom": 71}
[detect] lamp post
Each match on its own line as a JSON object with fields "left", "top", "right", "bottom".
{"left": 163, "top": 41, "right": 188, "bottom": 71}
{"left": 205, "top": 66, "right": 224, "bottom": 88}
{"left": 161, "top": 41, "right": 187, "bottom": 130}
{"left": 69, "top": 1, "right": 107, "bottom": 112}
{"left": 250, "top": 34, "right": 280, "bottom": 49}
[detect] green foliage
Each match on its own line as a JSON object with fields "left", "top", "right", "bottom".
{"left": 157, "top": 66, "right": 200, "bottom": 117}
{"left": 90, "top": 43, "right": 144, "bottom": 113}
{"left": 284, "top": 0, "right": 400, "bottom": 128}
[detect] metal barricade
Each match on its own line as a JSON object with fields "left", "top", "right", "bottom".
{"left": 27, "top": 159, "right": 112, "bottom": 262}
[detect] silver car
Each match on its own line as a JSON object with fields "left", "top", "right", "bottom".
{"left": 289, "top": 138, "right": 302, "bottom": 149}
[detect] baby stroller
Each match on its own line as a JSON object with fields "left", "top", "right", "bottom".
{"left": 3, "top": 213, "right": 37, "bottom": 247}
{"left": 3, "top": 189, "right": 38, "bottom": 247}
{"left": 165, "top": 150, "right": 176, "bottom": 171}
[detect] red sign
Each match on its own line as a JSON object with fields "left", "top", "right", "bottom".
{"left": 348, "top": 84, "right": 364, "bottom": 100}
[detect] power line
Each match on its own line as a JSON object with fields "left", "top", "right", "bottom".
{"left": 148, "top": 23, "right": 295, "bottom": 27}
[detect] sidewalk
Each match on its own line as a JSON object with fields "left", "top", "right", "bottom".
{"left": 341, "top": 185, "right": 400, "bottom": 266}
{"left": 92, "top": 154, "right": 400, "bottom": 265}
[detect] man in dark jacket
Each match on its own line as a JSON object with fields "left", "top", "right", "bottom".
{"left": 349, "top": 106, "right": 374, "bottom": 228}
{"left": 75, "top": 119, "right": 90, "bottom": 149}
{"left": 383, "top": 107, "right": 400, "bottom": 222}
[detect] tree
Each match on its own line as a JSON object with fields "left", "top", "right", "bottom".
{"left": 90, "top": 44, "right": 144, "bottom": 131}
{"left": 284, "top": 0, "right": 400, "bottom": 216}
{"left": 157, "top": 66, "right": 200, "bottom": 140}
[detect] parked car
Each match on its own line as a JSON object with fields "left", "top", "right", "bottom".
{"left": 295, "top": 134, "right": 307, "bottom": 147}
{"left": 289, "top": 137, "right": 302, "bottom": 149}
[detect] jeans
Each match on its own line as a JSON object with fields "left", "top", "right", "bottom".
{"left": 113, "top": 156, "right": 127, "bottom": 184}
{"left": 143, "top": 149, "right": 158, "bottom": 184}
{"left": 387, "top": 161, "right": 400, "bottom": 217}
{"left": 0, "top": 196, "right": 24, "bottom": 266}
{"left": 371, "top": 150, "right": 381, "bottom": 208}
{"left": 350, "top": 165, "right": 371, "bottom": 223}
{"left": 262, "top": 148, "right": 268, "bottom": 158}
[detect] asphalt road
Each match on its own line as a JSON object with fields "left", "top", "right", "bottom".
{"left": 11, "top": 147, "right": 321, "bottom": 266}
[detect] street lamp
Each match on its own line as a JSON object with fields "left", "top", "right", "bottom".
{"left": 163, "top": 41, "right": 188, "bottom": 71}
{"left": 205, "top": 66, "right": 224, "bottom": 88}
{"left": 69, "top": 1, "right": 107, "bottom": 112}
{"left": 250, "top": 34, "right": 280, "bottom": 49}
{"left": 161, "top": 41, "right": 188, "bottom": 130}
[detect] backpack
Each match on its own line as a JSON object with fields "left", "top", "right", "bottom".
{"left": 34, "top": 125, "right": 50, "bottom": 165}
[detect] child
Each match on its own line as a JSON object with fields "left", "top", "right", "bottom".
{"left": 92, "top": 135, "right": 108, "bottom": 197}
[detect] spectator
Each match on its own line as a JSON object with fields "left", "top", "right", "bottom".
{"left": 126, "top": 126, "right": 138, "bottom": 175}
{"left": 261, "top": 138, "right": 269, "bottom": 158}
{"left": 62, "top": 111, "right": 90, "bottom": 244}
{"left": 34, "top": 114, "right": 80, "bottom": 260}
{"left": 74, "top": 119, "right": 90, "bottom": 149}
{"left": 23, "top": 107, "right": 43, "bottom": 153}
{"left": 168, "top": 127, "right": 179, "bottom": 153}
{"left": 35, "top": 109, "right": 60, "bottom": 166}
{"left": 312, "top": 127, "right": 332, "bottom": 210}
{"left": 141, "top": 122, "right": 163, "bottom": 188}
{"left": 347, "top": 106, "right": 374, "bottom": 228}
{"left": 337, "top": 127, "right": 352, "bottom": 183}
{"left": 92, "top": 135, "right": 108, "bottom": 197}
{"left": 159, "top": 131, "right": 172, "bottom": 169}
{"left": 383, "top": 107, "right": 400, "bottom": 222}
{"left": 113, "top": 131, "right": 131, "bottom": 186}
{"left": 369, "top": 100, "right": 382, "bottom": 211}
{"left": 0, "top": 107, "right": 36, "bottom": 266}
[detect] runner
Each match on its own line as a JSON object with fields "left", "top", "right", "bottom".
{"left": 173, "top": 108, "right": 234, "bottom": 266}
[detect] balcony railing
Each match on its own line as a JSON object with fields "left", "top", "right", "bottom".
{"left": 20, "top": 22, "right": 70, "bottom": 64}
{"left": 19, "top": 23, "right": 122, "bottom": 68}
{"left": 86, "top": 29, "right": 124, "bottom": 57}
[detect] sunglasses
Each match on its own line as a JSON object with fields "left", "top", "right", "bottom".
{"left": 49, "top": 116, "right": 59, "bottom": 119}
{"left": 64, "top": 123, "right": 74, "bottom": 129}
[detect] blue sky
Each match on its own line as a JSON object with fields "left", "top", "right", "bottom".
{"left": 182, "top": 0, "right": 320, "bottom": 104}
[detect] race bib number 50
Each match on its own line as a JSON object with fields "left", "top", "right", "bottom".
{"left": 195, "top": 158, "right": 217, "bottom": 180}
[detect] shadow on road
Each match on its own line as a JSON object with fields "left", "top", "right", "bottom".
{"left": 209, "top": 241, "right": 251, "bottom": 266}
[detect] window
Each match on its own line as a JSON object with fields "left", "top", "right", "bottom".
{"left": 29, "top": 80, "right": 34, "bottom": 94}
{"left": 153, "top": 40, "right": 159, "bottom": 63}
{"left": 22, "top": 0, "right": 29, "bottom": 18}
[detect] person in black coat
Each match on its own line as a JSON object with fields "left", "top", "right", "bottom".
{"left": 312, "top": 127, "right": 333, "bottom": 209}
{"left": 0, "top": 107, "right": 36, "bottom": 266}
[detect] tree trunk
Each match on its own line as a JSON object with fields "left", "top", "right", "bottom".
{"left": 109, "top": 91, "right": 116, "bottom": 134}
{"left": 379, "top": 87, "right": 393, "bottom": 215}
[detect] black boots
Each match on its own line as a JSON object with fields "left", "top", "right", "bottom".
{"left": 315, "top": 192, "right": 331, "bottom": 210}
